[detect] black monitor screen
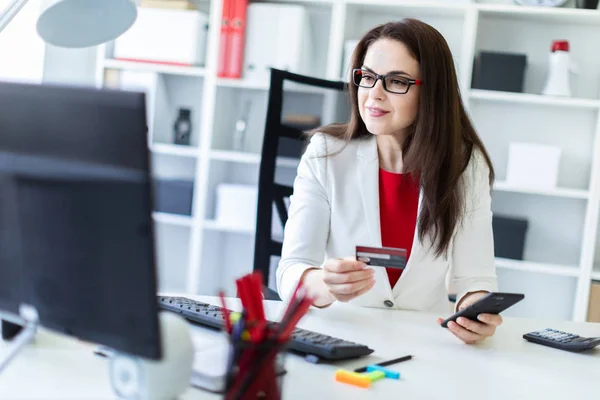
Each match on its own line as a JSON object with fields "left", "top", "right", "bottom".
{"left": 0, "top": 81, "right": 161, "bottom": 360}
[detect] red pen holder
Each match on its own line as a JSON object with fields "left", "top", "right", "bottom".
{"left": 224, "top": 340, "right": 287, "bottom": 400}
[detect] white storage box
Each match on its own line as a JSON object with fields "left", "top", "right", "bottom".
{"left": 215, "top": 184, "right": 258, "bottom": 230}
{"left": 506, "top": 142, "right": 561, "bottom": 190}
{"left": 243, "top": 4, "right": 312, "bottom": 81}
{"left": 114, "top": 8, "right": 208, "bottom": 66}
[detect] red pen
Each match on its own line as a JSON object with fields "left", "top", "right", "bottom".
{"left": 219, "top": 290, "right": 232, "bottom": 334}
{"left": 244, "top": 275, "right": 258, "bottom": 321}
{"left": 237, "top": 276, "right": 261, "bottom": 339}
{"left": 280, "top": 280, "right": 304, "bottom": 325}
{"left": 279, "top": 296, "right": 313, "bottom": 340}
{"left": 251, "top": 272, "right": 266, "bottom": 321}
{"left": 236, "top": 278, "right": 251, "bottom": 318}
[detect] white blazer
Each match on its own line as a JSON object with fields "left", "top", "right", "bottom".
{"left": 276, "top": 133, "right": 498, "bottom": 313}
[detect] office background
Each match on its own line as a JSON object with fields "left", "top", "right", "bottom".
{"left": 2, "top": 0, "right": 599, "bottom": 323}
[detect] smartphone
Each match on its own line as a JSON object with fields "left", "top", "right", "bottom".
{"left": 441, "top": 292, "right": 525, "bottom": 328}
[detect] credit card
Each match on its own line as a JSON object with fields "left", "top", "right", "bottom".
{"left": 355, "top": 246, "right": 407, "bottom": 269}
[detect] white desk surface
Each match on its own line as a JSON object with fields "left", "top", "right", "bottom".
{"left": 1, "top": 295, "right": 599, "bottom": 400}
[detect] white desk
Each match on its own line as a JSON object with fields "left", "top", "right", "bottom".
{"left": 1, "top": 295, "right": 599, "bottom": 400}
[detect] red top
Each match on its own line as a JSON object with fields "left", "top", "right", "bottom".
{"left": 378, "top": 168, "right": 420, "bottom": 288}
{"left": 551, "top": 40, "right": 569, "bottom": 52}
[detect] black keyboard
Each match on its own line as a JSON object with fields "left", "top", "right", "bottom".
{"left": 523, "top": 328, "right": 600, "bottom": 353}
{"left": 158, "top": 296, "right": 374, "bottom": 361}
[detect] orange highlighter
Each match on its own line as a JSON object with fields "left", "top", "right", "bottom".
{"left": 335, "top": 370, "right": 371, "bottom": 388}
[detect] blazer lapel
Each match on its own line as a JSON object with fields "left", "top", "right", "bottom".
{"left": 356, "top": 137, "right": 382, "bottom": 247}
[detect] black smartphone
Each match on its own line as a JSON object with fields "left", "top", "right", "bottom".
{"left": 441, "top": 292, "right": 525, "bottom": 328}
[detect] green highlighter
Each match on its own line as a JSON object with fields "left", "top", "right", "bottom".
{"left": 365, "top": 370, "right": 386, "bottom": 382}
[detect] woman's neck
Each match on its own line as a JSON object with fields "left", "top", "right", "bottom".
{"left": 376, "top": 133, "right": 406, "bottom": 173}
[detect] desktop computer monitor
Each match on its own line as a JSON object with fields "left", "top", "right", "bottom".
{"left": 0, "top": 81, "right": 161, "bottom": 360}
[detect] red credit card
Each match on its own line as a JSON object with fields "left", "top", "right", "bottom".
{"left": 355, "top": 246, "right": 407, "bottom": 269}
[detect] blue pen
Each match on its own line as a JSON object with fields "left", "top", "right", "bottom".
{"left": 225, "top": 312, "right": 246, "bottom": 389}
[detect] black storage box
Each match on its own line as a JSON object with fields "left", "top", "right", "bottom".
{"left": 472, "top": 51, "right": 527, "bottom": 93}
{"left": 492, "top": 215, "right": 528, "bottom": 260}
{"left": 153, "top": 179, "right": 194, "bottom": 215}
{"left": 277, "top": 115, "right": 318, "bottom": 159}
{"left": 277, "top": 137, "right": 306, "bottom": 159}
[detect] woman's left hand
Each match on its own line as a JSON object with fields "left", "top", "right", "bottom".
{"left": 436, "top": 291, "right": 503, "bottom": 344}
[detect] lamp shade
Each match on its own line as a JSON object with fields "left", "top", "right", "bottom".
{"left": 36, "top": 0, "right": 137, "bottom": 48}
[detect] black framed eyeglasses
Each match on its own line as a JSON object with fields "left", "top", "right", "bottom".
{"left": 352, "top": 69, "right": 422, "bottom": 94}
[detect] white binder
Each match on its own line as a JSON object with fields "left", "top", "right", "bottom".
{"left": 243, "top": 4, "right": 312, "bottom": 82}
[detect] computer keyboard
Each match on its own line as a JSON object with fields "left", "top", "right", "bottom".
{"left": 158, "top": 296, "right": 374, "bottom": 361}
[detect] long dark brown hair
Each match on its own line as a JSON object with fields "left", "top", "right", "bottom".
{"left": 317, "top": 19, "right": 494, "bottom": 257}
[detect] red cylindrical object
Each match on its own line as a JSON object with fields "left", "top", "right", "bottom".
{"left": 225, "top": 342, "right": 283, "bottom": 400}
{"left": 551, "top": 40, "right": 569, "bottom": 52}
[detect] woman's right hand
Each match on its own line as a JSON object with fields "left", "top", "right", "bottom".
{"left": 321, "top": 257, "right": 376, "bottom": 303}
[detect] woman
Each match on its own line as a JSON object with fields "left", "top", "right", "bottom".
{"left": 276, "top": 19, "right": 501, "bottom": 344}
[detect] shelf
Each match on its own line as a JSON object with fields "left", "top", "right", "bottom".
{"left": 469, "top": 89, "right": 600, "bottom": 110}
{"left": 203, "top": 219, "right": 255, "bottom": 235}
{"left": 103, "top": 59, "right": 206, "bottom": 77}
{"left": 495, "top": 258, "right": 579, "bottom": 277}
{"left": 152, "top": 212, "right": 194, "bottom": 227}
{"left": 210, "top": 150, "right": 260, "bottom": 164}
{"left": 272, "top": 0, "right": 600, "bottom": 22}
{"left": 478, "top": 3, "right": 600, "bottom": 25}
{"left": 210, "top": 150, "right": 300, "bottom": 168}
{"left": 203, "top": 220, "right": 285, "bottom": 243}
{"left": 216, "top": 78, "right": 335, "bottom": 94}
{"left": 151, "top": 143, "right": 199, "bottom": 158}
{"left": 276, "top": 157, "right": 300, "bottom": 169}
{"left": 493, "top": 181, "right": 589, "bottom": 200}
{"left": 260, "top": 0, "right": 335, "bottom": 6}
{"left": 346, "top": 0, "right": 467, "bottom": 17}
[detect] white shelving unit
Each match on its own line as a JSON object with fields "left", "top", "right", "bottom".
{"left": 203, "top": 219, "right": 255, "bottom": 235}
{"left": 493, "top": 181, "right": 589, "bottom": 200}
{"left": 470, "top": 89, "right": 600, "bottom": 110}
{"left": 103, "top": 58, "right": 206, "bottom": 77}
{"left": 94, "top": 0, "right": 600, "bottom": 321}
{"left": 150, "top": 143, "right": 200, "bottom": 158}
{"left": 494, "top": 258, "right": 579, "bottom": 278}
{"left": 152, "top": 212, "right": 195, "bottom": 227}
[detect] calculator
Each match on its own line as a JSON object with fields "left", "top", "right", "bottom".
{"left": 523, "top": 328, "right": 600, "bottom": 352}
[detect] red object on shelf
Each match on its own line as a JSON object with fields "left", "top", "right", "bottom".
{"left": 217, "top": 0, "right": 234, "bottom": 77}
{"left": 551, "top": 40, "right": 569, "bottom": 52}
{"left": 114, "top": 57, "right": 194, "bottom": 67}
{"left": 226, "top": 0, "right": 248, "bottom": 79}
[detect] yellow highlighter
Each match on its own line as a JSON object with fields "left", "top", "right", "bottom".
{"left": 230, "top": 312, "right": 241, "bottom": 324}
{"left": 335, "top": 370, "right": 371, "bottom": 388}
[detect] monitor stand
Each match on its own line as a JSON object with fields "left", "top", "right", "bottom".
{"left": 108, "top": 311, "right": 195, "bottom": 400}
{"left": 0, "top": 307, "right": 38, "bottom": 374}
{"left": 2, "top": 319, "right": 23, "bottom": 341}
{"left": 2, "top": 309, "right": 195, "bottom": 400}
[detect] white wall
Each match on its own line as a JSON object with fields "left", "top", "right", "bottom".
{"left": 36, "top": 0, "right": 97, "bottom": 86}
{"left": 42, "top": 45, "right": 97, "bottom": 86}
{"left": 0, "top": 0, "right": 45, "bottom": 83}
